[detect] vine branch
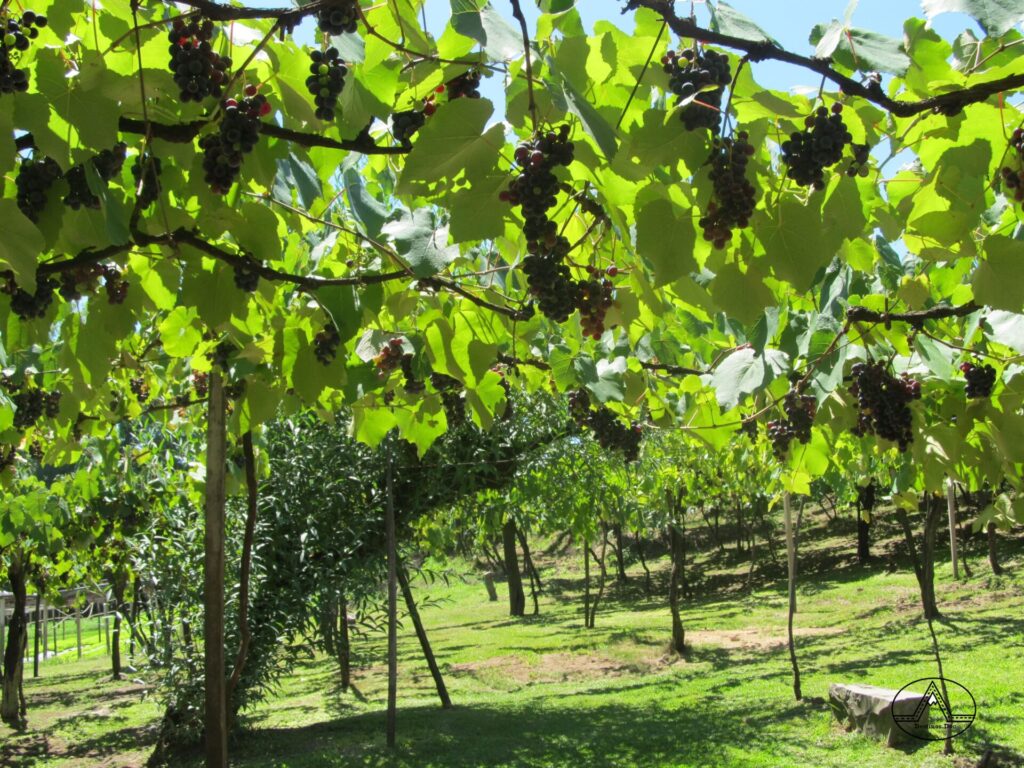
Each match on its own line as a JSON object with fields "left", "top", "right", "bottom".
{"left": 625, "top": 0, "right": 1024, "bottom": 118}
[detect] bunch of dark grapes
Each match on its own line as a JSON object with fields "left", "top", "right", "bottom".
{"left": 232, "top": 251, "right": 261, "bottom": 292}
{"left": 1, "top": 10, "right": 46, "bottom": 94}
{"left": 500, "top": 126, "right": 575, "bottom": 241}
{"left": 374, "top": 338, "right": 405, "bottom": 374}
{"left": 588, "top": 407, "right": 643, "bottom": 462}
{"left": 167, "top": 17, "right": 231, "bottom": 103}
{"left": 201, "top": 95, "right": 268, "bottom": 193}
{"left": 313, "top": 324, "right": 341, "bottom": 365}
{"left": 431, "top": 372, "right": 464, "bottom": 426}
{"left": 401, "top": 355, "right": 425, "bottom": 393}
{"left": 999, "top": 128, "right": 1024, "bottom": 202}
{"left": 961, "top": 361, "right": 996, "bottom": 398}
{"left": 7, "top": 274, "right": 56, "bottom": 319}
{"left": 131, "top": 154, "right": 162, "bottom": 208}
{"left": 307, "top": 48, "right": 347, "bottom": 121}
{"left": 129, "top": 377, "right": 150, "bottom": 404}
{"left": 27, "top": 440, "right": 43, "bottom": 462}
{"left": 766, "top": 392, "right": 816, "bottom": 459}
{"left": 846, "top": 142, "right": 871, "bottom": 178}
{"left": 739, "top": 416, "right": 758, "bottom": 440}
{"left": 15, "top": 156, "right": 62, "bottom": 220}
{"left": 57, "top": 265, "right": 102, "bottom": 301}
{"left": 662, "top": 47, "right": 730, "bottom": 134}
{"left": 102, "top": 265, "right": 129, "bottom": 304}
{"left": 210, "top": 340, "right": 237, "bottom": 370}
{"left": 577, "top": 268, "right": 614, "bottom": 339}
{"left": 317, "top": 0, "right": 359, "bottom": 35}
{"left": 12, "top": 388, "right": 45, "bottom": 428}
{"left": 567, "top": 389, "right": 642, "bottom": 461}
{"left": 224, "top": 380, "right": 246, "bottom": 400}
{"left": 781, "top": 104, "right": 853, "bottom": 189}
{"left": 520, "top": 236, "right": 578, "bottom": 323}
{"left": 699, "top": 132, "right": 756, "bottom": 248}
{"left": 64, "top": 143, "right": 127, "bottom": 210}
{"left": 849, "top": 361, "right": 920, "bottom": 451}
{"left": 444, "top": 69, "right": 481, "bottom": 100}
{"left": 192, "top": 371, "right": 209, "bottom": 398}
{"left": 392, "top": 109, "right": 426, "bottom": 146}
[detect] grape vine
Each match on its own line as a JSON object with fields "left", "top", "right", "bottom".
{"left": 306, "top": 48, "right": 347, "bottom": 121}
{"left": 700, "top": 132, "right": 757, "bottom": 248}
{"left": 15, "top": 156, "right": 62, "bottom": 220}
{"left": 167, "top": 17, "right": 231, "bottom": 103}
{"left": 961, "top": 361, "right": 996, "bottom": 398}
{"left": 63, "top": 143, "right": 127, "bottom": 210}
{"left": 780, "top": 104, "right": 853, "bottom": 189}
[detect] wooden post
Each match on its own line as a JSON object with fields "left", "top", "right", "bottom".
{"left": 946, "top": 479, "right": 959, "bottom": 579}
{"left": 784, "top": 492, "right": 802, "bottom": 701}
{"left": 482, "top": 572, "right": 498, "bottom": 602}
{"left": 204, "top": 368, "right": 229, "bottom": 768}
{"left": 41, "top": 604, "right": 47, "bottom": 666}
{"left": 385, "top": 441, "right": 398, "bottom": 748}
{"left": 76, "top": 604, "right": 82, "bottom": 659}
{"left": 0, "top": 596, "right": 6, "bottom": 661}
{"left": 104, "top": 614, "right": 110, "bottom": 654}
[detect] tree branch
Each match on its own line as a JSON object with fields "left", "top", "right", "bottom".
{"left": 846, "top": 302, "right": 981, "bottom": 325}
{"left": 164, "top": 0, "right": 325, "bottom": 23}
{"left": 641, "top": 361, "right": 706, "bottom": 376}
{"left": 626, "top": 0, "right": 1024, "bottom": 118}
{"left": 14, "top": 117, "right": 410, "bottom": 155}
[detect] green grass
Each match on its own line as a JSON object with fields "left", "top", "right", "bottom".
{"left": 3, "top": 509, "right": 1023, "bottom": 768}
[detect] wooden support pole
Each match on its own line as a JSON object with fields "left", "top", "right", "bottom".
{"left": 0, "top": 596, "right": 6, "bottom": 661}
{"left": 385, "top": 441, "right": 398, "bottom": 748}
{"left": 946, "top": 479, "right": 959, "bottom": 580}
{"left": 204, "top": 368, "right": 229, "bottom": 768}
{"left": 76, "top": 605, "right": 82, "bottom": 659}
{"left": 784, "top": 492, "right": 802, "bottom": 701}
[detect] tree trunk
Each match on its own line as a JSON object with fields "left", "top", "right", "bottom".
{"left": 204, "top": 368, "right": 229, "bottom": 768}
{"left": 896, "top": 497, "right": 941, "bottom": 621}
{"left": 1, "top": 556, "right": 29, "bottom": 726}
{"left": 668, "top": 525, "right": 686, "bottom": 655}
{"left": 228, "top": 431, "right": 259, "bottom": 710}
{"left": 583, "top": 542, "right": 591, "bottom": 628}
{"left": 515, "top": 528, "right": 540, "bottom": 615}
{"left": 397, "top": 565, "right": 452, "bottom": 709}
{"left": 856, "top": 481, "right": 875, "bottom": 564}
{"left": 385, "top": 444, "right": 398, "bottom": 748}
{"left": 784, "top": 492, "right": 802, "bottom": 701}
{"left": 587, "top": 535, "right": 608, "bottom": 629}
{"left": 502, "top": 520, "right": 525, "bottom": 617}
{"left": 987, "top": 522, "right": 1003, "bottom": 575}
{"left": 612, "top": 524, "right": 627, "bottom": 582}
{"left": 337, "top": 593, "right": 351, "bottom": 691}
{"left": 111, "top": 577, "right": 125, "bottom": 680}
{"left": 634, "top": 535, "right": 652, "bottom": 594}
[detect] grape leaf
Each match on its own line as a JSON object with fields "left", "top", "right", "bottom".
{"left": 450, "top": 0, "right": 523, "bottom": 60}
{"left": 710, "top": 2, "right": 777, "bottom": 44}
{"left": 381, "top": 208, "right": 459, "bottom": 278}
{"left": 0, "top": 201, "right": 44, "bottom": 293}
{"left": 922, "top": 0, "right": 1024, "bottom": 36}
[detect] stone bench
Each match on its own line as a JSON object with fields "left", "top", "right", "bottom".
{"left": 829, "top": 682, "right": 930, "bottom": 746}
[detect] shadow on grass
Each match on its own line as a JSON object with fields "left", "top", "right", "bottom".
{"left": 229, "top": 695, "right": 818, "bottom": 768}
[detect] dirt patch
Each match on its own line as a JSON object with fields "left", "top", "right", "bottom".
{"left": 449, "top": 651, "right": 654, "bottom": 685}
{"left": 687, "top": 625, "right": 845, "bottom": 651}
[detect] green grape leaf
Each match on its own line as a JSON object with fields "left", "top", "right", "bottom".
{"left": 0, "top": 201, "right": 44, "bottom": 293}
{"left": 712, "top": 347, "right": 789, "bottom": 410}
{"left": 381, "top": 208, "right": 459, "bottom": 277}
{"left": 343, "top": 169, "right": 389, "bottom": 239}
{"left": 397, "top": 99, "right": 504, "bottom": 194}
{"left": 922, "top": 0, "right": 1024, "bottom": 36}
{"left": 450, "top": 0, "right": 523, "bottom": 60}
{"left": 973, "top": 236, "right": 1024, "bottom": 311}
{"left": 811, "top": 22, "right": 910, "bottom": 75}
{"left": 710, "top": 2, "right": 777, "bottom": 44}
{"left": 635, "top": 198, "right": 698, "bottom": 287}
{"left": 574, "top": 355, "right": 626, "bottom": 404}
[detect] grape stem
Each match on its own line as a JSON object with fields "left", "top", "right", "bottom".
{"left": 508, "top": 0, "right": 537, "bottom": 132}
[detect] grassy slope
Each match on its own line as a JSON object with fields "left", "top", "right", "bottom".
{"left": 2, "top": 508, "right": 1023, "bottom": 768}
